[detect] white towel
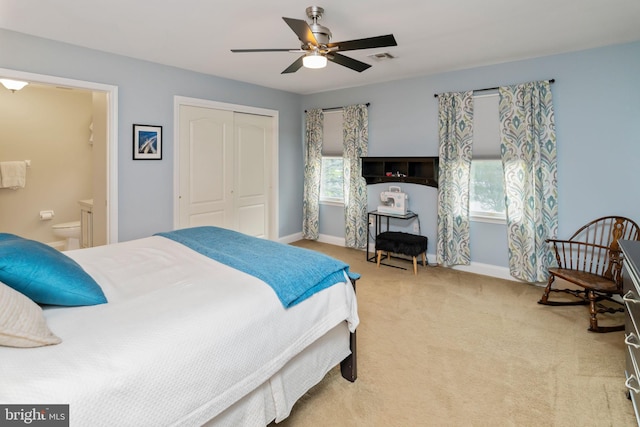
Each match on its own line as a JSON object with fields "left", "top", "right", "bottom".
{"left": 0, "top": 161, "right": 26, "bottom": 189}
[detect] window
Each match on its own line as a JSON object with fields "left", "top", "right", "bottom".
{"left": 320, "top": 110, "right": 344, "bottom": 205}
{"left": 470, "top": 92, "right": 506, "bottom": 223}
{"left": 469, "top": 159, "right": 506, "bottom": 221}
{"left": 320, "top": 157, "right": 344, "bottom": 204}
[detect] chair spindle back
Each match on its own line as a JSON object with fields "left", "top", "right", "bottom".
{"left": 553, "top": 216, "right": 640, "bottom": 286}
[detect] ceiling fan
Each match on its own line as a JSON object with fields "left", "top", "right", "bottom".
{"left": 231, "top": 6, "right": 397, "bottom": 74}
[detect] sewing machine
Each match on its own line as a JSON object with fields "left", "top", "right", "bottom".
{"left": 377, "top": 186, "right": 408, "bottom": 215}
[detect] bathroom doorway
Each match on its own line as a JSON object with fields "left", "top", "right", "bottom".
{"left": 0, "top": 68, "right": 118, "bottom": 246}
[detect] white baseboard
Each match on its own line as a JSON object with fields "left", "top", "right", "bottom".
{"left": 317, "top": 234, "right": 346, "bottom": 247}
{"left": 450, "top": 262, "right": 520, "bottom": 282}
{"left": 279, "top": 232, "right": 346, "bottom": 247}
{"left": 278, "top": 232, "right": 302, "bottom": 244}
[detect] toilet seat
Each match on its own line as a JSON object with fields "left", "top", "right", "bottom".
{"left": 52, "top": 220, "right": 81, "bottom": 230}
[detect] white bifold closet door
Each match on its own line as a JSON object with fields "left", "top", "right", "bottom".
{"left": 178, "top": 105, "right": 273, "bottom": 238}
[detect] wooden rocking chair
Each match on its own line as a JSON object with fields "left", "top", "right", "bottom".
{"left": 538, "top": 216, "right": 640, "bottom": 332}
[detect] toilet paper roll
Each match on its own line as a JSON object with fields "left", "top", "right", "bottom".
{"left": 39, "top": 211, "right": 54, "bottom": 220}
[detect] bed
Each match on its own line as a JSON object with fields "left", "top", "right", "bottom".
{"left": 0, "top": 226, "right": 359, "bottom": 426}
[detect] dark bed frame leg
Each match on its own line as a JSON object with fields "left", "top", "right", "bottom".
{"left": 340, "top": 277, "right": 358, "bottom": 382}
{"left": 340, "top": 331, "right": 357, "bottom": 382}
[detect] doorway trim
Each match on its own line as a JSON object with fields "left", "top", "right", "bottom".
{"left": 173, "top": 96, "right": 279, "bottom": 240}
{"left": 0, "top": 67, "right": 119, "bottom": 243}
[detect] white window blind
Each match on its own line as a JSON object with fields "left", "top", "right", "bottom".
{"left": 322, "top": 110, "right": 343, "bottom": 156}
{"left": 472, "top": 92, "right": 500, "bottom": 159}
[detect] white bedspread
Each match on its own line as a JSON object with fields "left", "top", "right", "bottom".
{"left": 0, "top": 236, "right": 358, "bottom": 426}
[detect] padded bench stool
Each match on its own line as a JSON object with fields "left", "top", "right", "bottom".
{"left": 375, "top": 231, "right": 428, "bottom": 275}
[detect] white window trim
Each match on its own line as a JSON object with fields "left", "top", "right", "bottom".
{"left": 470, "top": 211, "right": 506, "bottom": 225}
{"left": 320, "top": 198, "right": 344, "bottom": 207}
{"left": 470, "top": 92, "right": 505, "bottom": 224}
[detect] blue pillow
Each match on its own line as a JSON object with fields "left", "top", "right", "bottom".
{"left": 0, "top": 233, "right": 107, "bottom": 306}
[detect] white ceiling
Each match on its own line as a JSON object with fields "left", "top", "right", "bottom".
{"left": 1, "top": 0, "right": 639, "bottom": 95}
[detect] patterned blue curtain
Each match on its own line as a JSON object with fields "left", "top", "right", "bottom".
{"left": 302, "top": 109, "right": 323, "bottom": 240}
{"left": 343, "top": 104, "right": 369, "bottom": 249}
{"left": 437, "top": 92, "right": 474, "bottom": 267}
{"left": 499, "top": 81, "right": 557, "bottom": 282}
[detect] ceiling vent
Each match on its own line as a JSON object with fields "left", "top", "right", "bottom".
{"left": 367, "top": 52, "right": 395, "bottom": 61}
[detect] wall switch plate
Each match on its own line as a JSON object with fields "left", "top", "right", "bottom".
{"left": 369, "top": 217, "right": 374, "bottom": 226}
{"left": 413, "top": 222, "right": 420, "bottom": 233}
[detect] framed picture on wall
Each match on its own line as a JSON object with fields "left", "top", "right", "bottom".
{"left": 133, "top": 124, "right": 162, "bottom": 160}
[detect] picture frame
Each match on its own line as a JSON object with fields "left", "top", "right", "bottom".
{"left": 133, "top": 124, "right": 162, "bottom": 160}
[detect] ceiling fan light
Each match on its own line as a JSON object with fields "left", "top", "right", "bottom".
{"left": 0, "top": 79, "right": 29, "bottom": 92}
{"left": 303, "top": 52, "right": 327, "bottom": 69}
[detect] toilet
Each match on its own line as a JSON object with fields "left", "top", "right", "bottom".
{"left": 52, "top": 221, "right": 81, "bottom": 251}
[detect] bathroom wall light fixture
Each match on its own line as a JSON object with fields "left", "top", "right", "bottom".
{"left": 0, "top": 79, "right": 29, "bottom": 92}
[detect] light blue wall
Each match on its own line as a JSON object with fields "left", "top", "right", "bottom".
{"left": 3, "top": 27, "right": 638, "bottom": 269}
{"left": 0, "top": 29, "right": 304, "bottom": 241}
{"left": 304, "top": 41, "right": 640, "bottom": 267}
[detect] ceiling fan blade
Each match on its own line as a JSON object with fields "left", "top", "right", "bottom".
{"left": 231, "top": 48, "right": 300, "bottom": 53}
{"left": 327, "top": 53, "right": 371, "bottom": 72}
{"left": 327, "top": 34, "right": 397, "bottom": 52}
{"left": 281, "top": 55, "right": 305, "bottom": 74}
{"left": 282, "top": 17, "right": 318, "bottom": 46}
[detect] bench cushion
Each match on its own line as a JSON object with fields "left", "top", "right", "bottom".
{"left": 375, "top": 232, "right": 428, "bottom": 257}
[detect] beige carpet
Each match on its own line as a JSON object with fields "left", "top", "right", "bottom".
{"left": 275, "top": 240, "right": 636, "bottom": 427}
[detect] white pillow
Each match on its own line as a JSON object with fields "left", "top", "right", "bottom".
{"left": 0, "top": 281, "right": 62, "bottom": 348}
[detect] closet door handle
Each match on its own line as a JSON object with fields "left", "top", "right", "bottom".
{"left": 626, "top": 376, "right": 640, "bottom": 394}
{"left": 626, "top": 333, "right": 640, "bottom": 349}
{"left": 624, "top": 290, "right": 640, "bottom": 304}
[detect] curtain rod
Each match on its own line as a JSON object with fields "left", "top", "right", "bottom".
{"left": 433, "top": 79, "right": 555, "bottom": 98}
{"left": 305, "top": 102, "right": 370, "bottom": 113}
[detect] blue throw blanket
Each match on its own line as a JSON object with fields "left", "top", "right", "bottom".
{"left": 155, "top": 227, "right": 359, "bottom": 308}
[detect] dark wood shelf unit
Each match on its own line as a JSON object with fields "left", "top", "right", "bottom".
{"left": 361, "top": 157, "right": 439, "bottom": 188}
